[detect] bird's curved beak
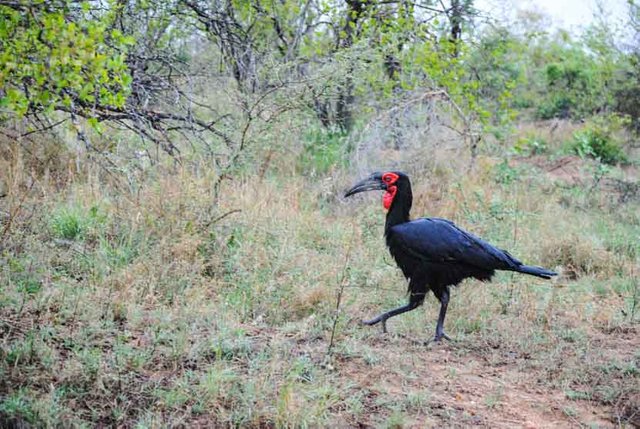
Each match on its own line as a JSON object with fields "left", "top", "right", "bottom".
{"left": 344, "top": 176, "right": 386, "bottom": 198}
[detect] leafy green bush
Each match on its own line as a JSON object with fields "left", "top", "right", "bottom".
{"left": 614, "top": 53, "right": 640, "bottom": 133}
{"left": 298, "top": 128, "right": 349, "bottom": 175}
{"left": 570, "top": 129, "right": 626, "bottom": 164}
{"left": 569, "top": 115, "right": 629, "bottom": 164}
{"left": 529, "top": 27, "right": 621, "bottom": 121}
{"left": 537, "top": 96, "right": 573, "bottom": 119}
{"left": 0, "top": 2, "right": 133, "bottom": 118}
{"left": 493, "top": 159, "right": 519, "bottom": 184}
{"left": 514, "top": 135, "right": 548, "bottom": 156}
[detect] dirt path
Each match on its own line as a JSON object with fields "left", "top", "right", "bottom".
{"left": 326, "top": 331, "right": 635, "bottom": 428}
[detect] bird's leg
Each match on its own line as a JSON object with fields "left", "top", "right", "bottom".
{"left": 362, "top": 302, "right": 417, "bottom": 333}
{"left": 432, "top": 288, "right": 452, "bottom": 342}
{"left": 362, "top": 291, "right": 425, "bottom": 333}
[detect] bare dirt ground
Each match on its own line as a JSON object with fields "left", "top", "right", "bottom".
{"left": 230, "top": 313, "right": 638, "bottom": 428}
{"left": 327, "top": 325, "right": 638, "bottom": 428}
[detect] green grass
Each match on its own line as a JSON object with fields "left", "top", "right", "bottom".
{"left": 298, "top": 127, "right": 350, "bottom": 176}
{"left": 1, "top": 139, "right": 639, "bottom": 427}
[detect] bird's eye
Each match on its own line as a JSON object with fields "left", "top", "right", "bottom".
{"left": 382, "top": 173, "right": 397, "bottom": 184}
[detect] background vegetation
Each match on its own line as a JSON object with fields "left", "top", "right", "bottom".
{"left": 1, "top": 0, "right": 639, "bottom": 427}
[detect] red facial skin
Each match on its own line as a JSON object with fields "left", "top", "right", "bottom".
{"left": 381, "top": 172, "right": 399, "bottom": 210}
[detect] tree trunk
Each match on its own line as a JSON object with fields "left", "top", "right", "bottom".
{"left": 449, "top": 0, "right": 464, "bottom": 57}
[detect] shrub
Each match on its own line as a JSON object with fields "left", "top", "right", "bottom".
{"left": 514, "top": 135, "right": 548, "bottom": 156}
{"left": 570, "top": 129, "right": 627, "bottom": 165}
{"left": 493, "top": 159, "right": 519, "bottom": 184}
{"left": 298, "top": 127, "right": 349, "bottom": 175}
{"left": 614, "top": 53, "right": 640, "bottom": 133}
{"left": 537, "top": 96, "right": 573, "bottom": 120}
{"left": 568, "top": 114, "right": 629, "bottom": 164}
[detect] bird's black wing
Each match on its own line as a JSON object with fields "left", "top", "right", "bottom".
{"left": 387, "top": 218, "right": 521, "bottom": 271}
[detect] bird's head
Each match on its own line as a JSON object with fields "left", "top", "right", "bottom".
{"left": 344, "top": 171, "right": 409, "bottom": 210}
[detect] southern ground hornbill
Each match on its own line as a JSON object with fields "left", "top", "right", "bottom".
{"left": 345, "top": 171, "right": 557, "bottom": 342}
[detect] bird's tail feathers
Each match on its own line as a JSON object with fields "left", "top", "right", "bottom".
{"left": 516, "top": 265, "right": 557, "bottom": 279}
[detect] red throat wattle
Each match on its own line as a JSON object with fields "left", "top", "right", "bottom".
{"left": 383, "top": 186, "right": 397, "bottom": 209}
{"left": 381, "top": 172, "right": 399, "bottom": 210}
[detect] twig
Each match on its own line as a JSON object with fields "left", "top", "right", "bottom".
{"left": 507, "top": 183, "right": 519, "bottom": 309}
{"left": 326, "top": 227, "right": 355, "bottom": 357}
{"left": 629, "top": 263, "right": 638, "bottom": 322}
{"left": 354, "top": 88, "right": 480, "bottom": 167}
{"left": 202, "top": 209, "right": 242, "bottom": 229}
{"left": 0, "top": 180, "right": 35, "bottom": 243}
{"left": 344, "top": 285, "right": 398, "bottom": 292}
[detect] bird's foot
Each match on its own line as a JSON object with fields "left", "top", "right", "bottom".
{"left": 429, "top": 332, "right": 452, "bottom": 344}
{"left": 361, "top": 317, "right": 388, "bottom": 334}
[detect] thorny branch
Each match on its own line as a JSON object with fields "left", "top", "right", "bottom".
{"left": 356, "top": 89, "right": 481, "bottom": 165}
{"left": 326, "top": 225, "right": 355, "bottom": 358}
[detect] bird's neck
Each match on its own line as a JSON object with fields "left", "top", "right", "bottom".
{"left": 385, "top": 186, "right": 412, "bottom": 230}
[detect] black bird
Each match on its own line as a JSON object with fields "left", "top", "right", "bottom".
{"left": 345, "top": 171, "right": 557, "bottom": 342}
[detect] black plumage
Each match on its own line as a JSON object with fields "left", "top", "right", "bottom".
{"left": 345, "top": 171, "right": 557, "bottom": 342}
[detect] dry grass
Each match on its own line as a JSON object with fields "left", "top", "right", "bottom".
{"left": 1, "top": 128, "right": 639, "bottom": 427}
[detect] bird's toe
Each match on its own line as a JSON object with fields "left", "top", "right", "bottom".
{"left": 361, "top": 317, "right": 389, "bottom": 334}
{"left": 431, "top": 332, "right": 453, "bottom": 343}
